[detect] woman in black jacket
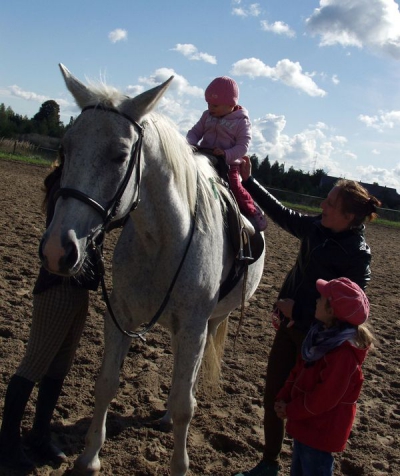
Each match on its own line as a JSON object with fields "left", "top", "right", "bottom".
{"left": 235, "top": 157, "right": 381, "bottom": 476}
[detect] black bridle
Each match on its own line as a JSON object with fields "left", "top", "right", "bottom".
{"left": 55, "top": 105, "right": 198, "bottom": 341}
{"left": 55, "top": 105, "right": 144, "bottom": 230}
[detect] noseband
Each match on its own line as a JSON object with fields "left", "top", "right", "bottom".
{"left": 54, "top": 105, "right": 144, "bottom": 233}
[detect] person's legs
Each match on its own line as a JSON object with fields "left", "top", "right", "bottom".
{"left": 235, "top": 325, "right": 305, "bottom": 475}
{"left": 290, "top": 440, "right": 303, "bottom": 476}
{"left": 0, "top": 375, "right": 36, "bottom": 470}
{"left": 17, "top": 285, "right": 88, "bottom": 382}
{"left": 263, "top": 325, "right": 304, "bottom": 464}
{"left": 22, "top": 285, "right": 89, "bottom": 462}
{"left": 228, "top": 164, "right": 257, "bottom": 214}
{"left": 6, "top": 284, "right": 88, "bottom": 466}
{"left": 229, "top": 165, "right": 267, "bottom": 231}
{"left": 44, "top": 285, "right": 89, "bottom": 379}
{"left": 291, "top": 440, "right": 334, "bottom": 476}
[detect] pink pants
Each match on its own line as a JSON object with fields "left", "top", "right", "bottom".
{"left": 228, "top": 164, "right": 257, "bottom": 216}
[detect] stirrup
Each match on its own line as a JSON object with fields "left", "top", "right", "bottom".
{"left": 237, "top": 227, "right": 254, "bottom": 263}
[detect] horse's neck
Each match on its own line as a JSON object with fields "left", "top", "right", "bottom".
{"left": 129, "top": 161, "right": 192, "bottom": 259}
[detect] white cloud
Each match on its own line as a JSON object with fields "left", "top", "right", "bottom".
{"left": 331, "top": 74, "right": 340, "bottom": 85}
{"left": 251, "top": 115, "right": 362, "bottom": 175}
{"left": 108, "top": 29, "right": 128, "bottom": 43}
{"left": 306, "top": 0, "right": 400, "bottom": 59}
{"left": 249, "top": 113, "right": 400, "bottom": 191}
{"left": 356, "top": 163, "right": 400, "bottom": 190}
{"left": 358, "top": 110, "right": 400, "bottom": 131}
{"left": 231, "top": 58, "right": 327, "bottom": 97}
{"left": 260, "top": 20, "right": 296, "bottom": 38}
{"left": 125, "top": 84, "right": 145, "bottom": 96}
{"left": 172, "top": 44, "right": 217, "bottom": 64}
{"left": 7, "top": 85, "right": 70, "bottom": 109}
{"left": 9, "top": 85, "right": 49, "bottom": 103}
{"left": 232, "top": 2, "right": 261, "bottom": 17}
{"left": 137, "top": 68, "right": 204, "bottom": 98}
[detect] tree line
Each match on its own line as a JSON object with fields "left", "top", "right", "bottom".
{"left": 249, "top": 154, "right": 328, "bottom": 197}
{"left": 1, "top": 100, "right": 330, "bottom": 196}
{"left": 7, "top": 99, "right": 389, "bottom": 201}
{"left": 0, "top": 101, "right": 72, "bottom": 138}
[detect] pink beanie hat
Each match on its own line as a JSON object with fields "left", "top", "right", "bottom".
{"left": 316, "top": 277, "right": 369, "bottom": 326}
{"left": 205, "top": 76, "right": 239, "bottom": 106}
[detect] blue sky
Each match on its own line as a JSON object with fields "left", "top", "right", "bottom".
{"left": 2, "top": 0, "right": 400, "bottom": 192}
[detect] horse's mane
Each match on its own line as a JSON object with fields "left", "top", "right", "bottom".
{"left": 146, "top": 112, "right": 227, "bottom": 231}
{"left": 85, "top": 80, "right": 127, "bottom": 108}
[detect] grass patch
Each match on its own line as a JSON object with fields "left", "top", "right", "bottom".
{"left": 0, "top": 138, "right": 55, "bottom": 166}
{"left": 0, "top": 152, "right": 52, "bottom": 167}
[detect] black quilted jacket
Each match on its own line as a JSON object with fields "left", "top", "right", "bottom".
{"left": 243, "top": 177, "right": 371, "bottom": 332}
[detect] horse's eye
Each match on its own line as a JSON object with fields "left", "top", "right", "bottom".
{"left": 112, "top": 153, "right": 129, "bottom": 164}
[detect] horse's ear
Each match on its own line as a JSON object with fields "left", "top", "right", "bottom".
{"left": 125, "top": 76, "right": 174, "bottom": 120}
{"left": 59, "top": 63, "right": 96, "bottom": 109}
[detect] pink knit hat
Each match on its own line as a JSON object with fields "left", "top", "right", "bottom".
{"left": 316, "top": 277, "right": 369, "bottom": 326}
{"left": 205, "top": 76, "right": 239, "bottom": 106}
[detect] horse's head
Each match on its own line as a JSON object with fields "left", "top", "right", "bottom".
{"left": 39, "top": 64, "right": 173, "bottom": 276}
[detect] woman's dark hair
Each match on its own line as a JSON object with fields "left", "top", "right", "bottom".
{"left": 335, "top": 179, "right": 382, "bottom": 227}
{"left": 42, "top": 147, "right": 64, "bottom": 211}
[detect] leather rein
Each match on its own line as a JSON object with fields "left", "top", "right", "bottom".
{"left": 55, "top": 105, "right": 198, "bottom": 341}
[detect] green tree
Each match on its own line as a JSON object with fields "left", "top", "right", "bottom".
{"left": 33, "top": 100, "right": 62, "bottom": 137}
{"left": 258, "top": 155, "right": 271, "bottom": 185}
{"left": 0, "top": 104, "right": 18, "bottom": 137}
{"left": 249, "top": 154, "right": 260, "bottom": 177}
{"left": 270, "top": 160, "right": 283, "bottom": 187}
{"left": 283, "top": 166, "right": 307, "bottom": 193}
{"left": 310, "top": 168, "right": 327, "bottom": 189}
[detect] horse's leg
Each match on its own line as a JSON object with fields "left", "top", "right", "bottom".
{"left": 168, "top": 321, "right": 208, "bottom": 476}
{"left": 158, "top": 314, "right": 229, "bottom": 434}
{"left": 74, "top": 316, "right": 131, "bottom": 474}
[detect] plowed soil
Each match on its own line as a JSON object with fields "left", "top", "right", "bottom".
{"left": 1, "top": 159, "right": 399, "bottom": 475}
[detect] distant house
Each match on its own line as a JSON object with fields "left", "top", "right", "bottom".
{"left": 319, "top": 176, "right": 400, "bottom": 208}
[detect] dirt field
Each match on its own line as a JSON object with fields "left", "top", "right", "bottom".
{"left": 0, "top": 159, "right": 399, "bottom": 476}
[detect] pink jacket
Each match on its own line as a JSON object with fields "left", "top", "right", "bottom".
{"left": 186, "top": 106, "right": 251, "bottom": 165}
{"left": 276, "top": 341, "right": 369, "bottom": 453}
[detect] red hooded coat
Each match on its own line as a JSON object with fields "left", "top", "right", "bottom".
{"left": 276, "top": 341, "right": 369, "bottom": 453}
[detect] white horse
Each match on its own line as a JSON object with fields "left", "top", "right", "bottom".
{"left": 39, "top": 64, "right": 265, "bottom": 476}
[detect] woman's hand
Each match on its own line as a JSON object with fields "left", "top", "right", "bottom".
{"left": 239, "top": 155, "right": 252, "bottom": 181}
{"left": 275, "top": 299, "right": 295, "bottom": 328}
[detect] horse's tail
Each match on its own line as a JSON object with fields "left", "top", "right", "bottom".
{"left": 201, "top": 317, "right": 229, "bottom": 393}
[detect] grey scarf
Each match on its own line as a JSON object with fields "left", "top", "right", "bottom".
{"left": 302, "top": 321, "right": 357, "bottom": 363}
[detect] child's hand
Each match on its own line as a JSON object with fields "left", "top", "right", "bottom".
{"left": 213, "top": 148, "right": 225, "bottom": 157}
{"left": 274, "top": 400, "right": 287, "bottom": 419}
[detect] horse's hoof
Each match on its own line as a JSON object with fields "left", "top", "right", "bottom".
{"left": 72, "top": 459, "right": 101, "bottom": 475}
{"left": 71, "top": 466, "right": 100, "bottom": 476}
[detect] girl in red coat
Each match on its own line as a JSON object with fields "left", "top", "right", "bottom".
{"left": 274, "top": 277, "right": 374, "bottom": 476}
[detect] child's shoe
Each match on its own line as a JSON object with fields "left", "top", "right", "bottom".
{"left": 251, "top": 204, "right": 268, "bottom": 232}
